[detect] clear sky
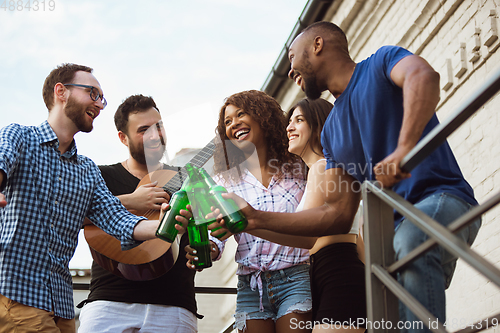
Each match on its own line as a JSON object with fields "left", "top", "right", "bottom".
{"left": 0, "top": 0, "right": 308, "bottom": 268}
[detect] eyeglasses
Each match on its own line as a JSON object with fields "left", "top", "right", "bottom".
{"left": 63, "top": 84, "right": 108, "bottom": 108}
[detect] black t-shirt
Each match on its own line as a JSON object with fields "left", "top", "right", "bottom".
{"left": 78, "top": 163, "right": 200, "bottom": 318}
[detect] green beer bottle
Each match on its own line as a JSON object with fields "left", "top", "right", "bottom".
{"left": 186, "top": 163, "right": 248, "bottom": 234}
{"left": 156, "top": 189, "right": 189, "bottom": 243}
{"left": 209, "top": 184, "right": 248, "bottom": 233}
{"left": 185, "top": 164, "right": 226, "bottom": 238}
{"left": 187, "top": 219, "right": 212, "bottom": 269}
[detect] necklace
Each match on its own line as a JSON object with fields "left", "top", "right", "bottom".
{"left": 124, "top": 159, "right": 163, "bottom": 180}
{"left": 124, "top": 159, "right": 147, "bottom": 180}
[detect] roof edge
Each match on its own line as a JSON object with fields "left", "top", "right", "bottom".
{"left": 261, "top": 0, "right": 335, "bottom": 97}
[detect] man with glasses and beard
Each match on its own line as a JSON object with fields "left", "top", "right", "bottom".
{"left": 0, "top": 64, "right": 187, "bottom": 333}
{"left": 77, "top": 94, "right": 201, "bottom": 333}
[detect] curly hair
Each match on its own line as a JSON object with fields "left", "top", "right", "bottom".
{"left": 42, "top": 63, "right": 93, "bottom": 110}
{"left": 213, "top": 90, "right": 301, "bottom": 181}
{"left": 114, "top": 94, "right": 160, "bottom": 134}
{"left": 286, "top": 98, "right": 333, "bottom": 157}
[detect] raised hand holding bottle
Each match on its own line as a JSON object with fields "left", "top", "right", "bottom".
{"left": 187, "top": 219, "right": 212, "bottom": 269}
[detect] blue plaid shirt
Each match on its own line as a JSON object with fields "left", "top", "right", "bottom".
{"left": 0, "top": 121, "right": 145, "bottom": 319}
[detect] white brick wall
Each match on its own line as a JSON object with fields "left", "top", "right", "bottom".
{"left": 277, "top": 0, "right": 500, "bottom": 329}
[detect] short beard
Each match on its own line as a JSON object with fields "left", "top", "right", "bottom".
{"left": 65, "top": 96, "right": 93, "bottom": 132}
{"left": 129, "top": 140, "right": 165, "bottom": 167}
{"left": 130, "top": 145, "right": 147, "bottom": 165}
{"left": 304, "top": 75, "right": 322, "bottom": 100}
{"left": 301, "top": 51, "right": 323, "bottom": 100}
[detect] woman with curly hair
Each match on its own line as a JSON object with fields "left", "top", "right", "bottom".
{"left": 187, "top": 90, "right": 312, "bottom": 333}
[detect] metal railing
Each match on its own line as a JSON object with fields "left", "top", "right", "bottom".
{"left": 363, "top": 66, "right": 500, "bottom": 332}
{"left": 73, "top": 283, "right": 237, "bottom": 333}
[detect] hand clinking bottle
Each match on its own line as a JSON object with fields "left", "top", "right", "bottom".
{"left": 156, "top": 163, "right": 248, "bottom": 269}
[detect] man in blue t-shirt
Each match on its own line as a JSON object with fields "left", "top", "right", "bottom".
{"left": 231, "top": 21, "right": 481, "bottom": 332}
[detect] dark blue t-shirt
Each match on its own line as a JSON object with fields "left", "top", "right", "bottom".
{"left": 321, "top": 46, "right": 477, "bottom": 227}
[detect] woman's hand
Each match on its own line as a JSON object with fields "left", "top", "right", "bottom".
{"left": 184, "top": 241, "right": 219, "bottom": 271}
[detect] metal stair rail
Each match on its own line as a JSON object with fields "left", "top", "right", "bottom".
{"left": 363, "top": 65, "right": 500, "bottom": 333}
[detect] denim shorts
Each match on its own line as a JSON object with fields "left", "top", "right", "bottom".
{"left": 234, "top": 264, "right": 312, "bottom": 329}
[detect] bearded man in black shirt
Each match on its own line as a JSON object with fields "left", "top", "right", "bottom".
{"left": 78, "top": 94, "right": 200, "bottom": 332}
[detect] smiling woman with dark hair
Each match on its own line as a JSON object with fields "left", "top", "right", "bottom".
{"left": 186, "top": 90, "right": 312, "bottom": 333}
{"left": 213, "top": 89, "right": 298, "bottom": 182}
{"left": 286, "top": 98, "right": 366, "bottom": 332}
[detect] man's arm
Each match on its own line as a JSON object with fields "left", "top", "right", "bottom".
{"left": 231, "top": 167, "right": 362, "bottom": 237}
{"left": 132, "top": 204, "right": 191, "bottom": 241}
{"left": 236, "top": 160, "right": 323, "bottom": 247}
{"left": 248, "top": 229, "right": 317, "bottom": 249}
{"left": 374, "top": 54, "right": 440, "bottom": 188}
{"left": 0, "top": 171, "right": 5, "bottom": 207}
